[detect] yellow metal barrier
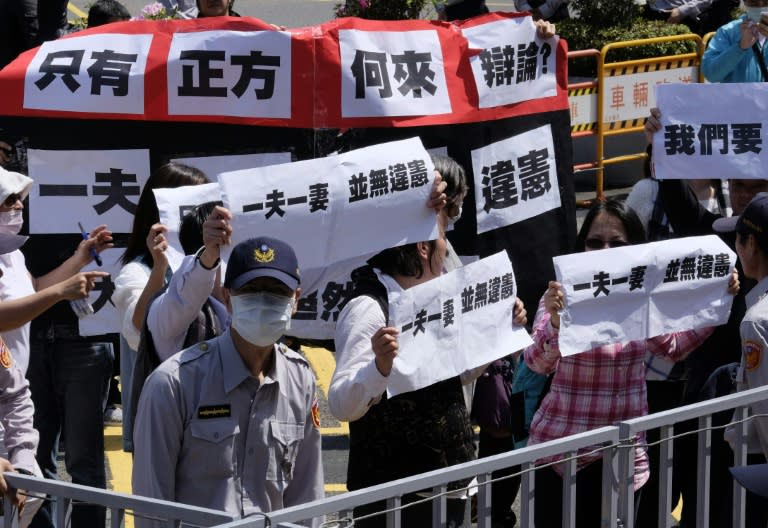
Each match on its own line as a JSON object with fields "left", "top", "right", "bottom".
{"left": 569, "top": 33, "right": 708, "bottom": 203}
{"left": 567, "top": 49, "right": 600, "bottom": 207}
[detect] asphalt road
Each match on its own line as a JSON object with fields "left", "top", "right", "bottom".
{"left": 69, "top": 0, "right": 522, "bottom": 28}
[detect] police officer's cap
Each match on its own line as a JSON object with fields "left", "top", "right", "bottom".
{"left": 730, "top": 463, "right": 768, "bottom": 498}
{"left": 224, "top": 236, "right": 300, "bottom": 291}
{"left": 713, "top": 192, "right": 768, "bottom": 251}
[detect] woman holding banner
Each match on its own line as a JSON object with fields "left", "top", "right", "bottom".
{"left": 330, "top": 209, "right": 527, "bottom": 527}
{"left": 523, "top": 198, "right": 739, "bottom": 527}
{"left": 113, "top": 162, "right": 209, "bottom": 452}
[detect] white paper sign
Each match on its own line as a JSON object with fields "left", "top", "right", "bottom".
{"left": 79, "top": 247, "right": 123, "bottom": 337}
{"left": 462, "top": 16, "right": 558, "bottom": 109}
{"left": 653, "top": 82, "right": 768, "bottom": 180}
{"left": 471, "top": 124, "right": 560, "bottom": 233}
{"left": 28, "top": 149, "right": 151, "bottom": 234}
{"left": 154, "top": 182, "right": 223, "bottom": 270}
{"left": 288, "top": 254, "right": 374, "bottom": 340}
{"left": 167, "top": 30, "right": 292, "bottom": 118}
{"left": 219, "top": 137, "right": 440, "bottom": 270}
{"left": 553, "top": 235, "right": 736, "bottom": 357}
{"left": 155, "top": 180, "right": 373, "bottom": 341}
{"left": 24, "top": 34, "right": 153, "bottom": 114}
{"left": 387, "top": 251, "right": 532, "bottom": 397}
{"left": 171, "top": 152, "right": 292, "bottom": 180}
{"left": 339, "top": 29, "right": 452, "bottom": 118}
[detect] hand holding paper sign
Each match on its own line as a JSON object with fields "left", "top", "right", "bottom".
{"left": 201, "top": 205, "right": 232, "bottom": 267}
{"left": 543, "top": 280, "right": 565, "bottom": 329}
{"left": 644, "top": 107, "right": 662, "bottom": 146}
{"left": 146, "top": 223, "right": 169, "bottom": 269}
{"left": 728, "top": 268, "right": 740, "bottom": 296}
{"left": 426, "top": 172, "right": 447, "bottom": 211}
{"left": 371, "top": 326, "right": 400, "bottom": 377}
{"left": 512, "top": 297, "right": 528, "bottom": 327}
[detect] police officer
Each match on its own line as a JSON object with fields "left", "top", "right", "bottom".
{"left": 713, "top": 192, "right": 768, "bottom": 527}
{"left": 0, "top": 335, "right": 43, "bottom": 528}
{"left": 132, "top": 236, "right": 324, "bottom": 527}
{"left": 715, "top": 193, "right": 768, "bottom": 459}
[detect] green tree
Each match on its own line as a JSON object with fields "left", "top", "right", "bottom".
{"left": 334, "top": 0, "right": 428, "bottom": 20}
{"left": 560, "top": 0, "right": 695, "bottom": 76}
{"left": 567, "top": 0, "right": 642, "bottom": 30}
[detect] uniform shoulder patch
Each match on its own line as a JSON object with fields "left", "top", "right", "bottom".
{"left": 311, "top": 396, "right": 321, "bottom": 429}
{"left": 744, "top": 340, "right": 762, "bottom": 371}
{"left": 0, "top": 338, "right": 12, "bottom": 369}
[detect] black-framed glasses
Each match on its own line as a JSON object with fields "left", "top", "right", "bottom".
{"left": 584, "top": 238, "right": 629, "bottom": 250}
{"left": 3, "top": 194, "right": 21, "bottom": 207}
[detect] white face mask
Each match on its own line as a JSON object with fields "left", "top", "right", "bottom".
{"left": 0, "top": 210, "right": 23, "bottom": 235}
{"left": 745, "top": 6, "right": 767, "bottom": 22}
{"left": 447, "top": 205, "right": 463, "bottom": 226}
{"left": 230, "top": 292, "right": 294, "bottom": 347}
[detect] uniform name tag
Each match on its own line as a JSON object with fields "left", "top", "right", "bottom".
{"left": 197, "top": 405, "right": 231, "bottom": 419}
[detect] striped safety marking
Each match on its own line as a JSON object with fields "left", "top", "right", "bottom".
{"left": 608, "top": 58, "right": 696, "bottom": 77}
{"left": 568, "top": 86, "right": 597, "bottom": 132}
{"left": 604, "top": 58, "right": 696, "bottom": 131}
{"left": 67, "top": 2, "right": 87, "bottom": 19}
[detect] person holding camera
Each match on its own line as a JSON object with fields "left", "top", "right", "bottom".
{"left": 702, "top": 0, "right": 768, "bottom": 82}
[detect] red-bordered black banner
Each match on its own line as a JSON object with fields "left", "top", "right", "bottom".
{"left": 0, "top": 12, "right": 568, "bottom": 128}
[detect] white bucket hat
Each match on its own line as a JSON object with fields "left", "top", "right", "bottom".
{"left": 0, "top": 165, "right": 33, "bottom": 204}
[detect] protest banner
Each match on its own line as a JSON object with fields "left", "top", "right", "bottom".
{"left": 553, "top": 235, "right": 736, "bottom": 357}
{"left": 653, "top": 83, "right": 768, "bottom": 181}
{"left": 27, "top": 148, "right": 150, "bottom": 234}
{"left": 219, "top": 137, "right": 439, "bottom": 269}
{"left": 1, "top": 12, "right": 575, "bottom": 339}
{"left": 0, "top": 14, "right": 562, "bottom": 128}
{"left": 388, "top": 251, "right": 532, "bottom": 397}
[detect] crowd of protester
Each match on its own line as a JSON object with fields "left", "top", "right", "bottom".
{"left": 1, "top": 1, "right": 768, "bottom": 527}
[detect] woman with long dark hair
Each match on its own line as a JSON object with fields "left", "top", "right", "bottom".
{"left": 113, "top": 162, "right": 208, "bottom": 451}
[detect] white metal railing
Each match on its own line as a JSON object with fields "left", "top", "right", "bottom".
{"left": 5, "top": 384, "right": 768, "bottom": 528}
{"left": 2, "top": 475, "right": 236, "bottom": 528}
{"left": 214, "top": 384, "right": 768, "bottom": 528}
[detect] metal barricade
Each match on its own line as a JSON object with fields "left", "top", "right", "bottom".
{"left": 570, "top": 33, "right": 704, "bottom": 202}
{"left": 209, "top": 385, "right": 768, "bottom": 528}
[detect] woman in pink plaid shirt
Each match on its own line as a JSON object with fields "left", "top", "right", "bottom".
{"left": 524, "top": 198, "right": 739, "bottom": 526}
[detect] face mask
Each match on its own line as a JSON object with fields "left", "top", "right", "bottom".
{"left": 0, "top": 210, "right": 23, "bottom": 235}
{"left": 230, "top": 292, "right": 294, "bottom": 347}
{"left": 447, "top": 205, "right": 463, "bottom": 226}
{"left": 745, "top": 6, "right": 766, "bottom": 22}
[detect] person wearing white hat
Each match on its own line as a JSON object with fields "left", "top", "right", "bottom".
{"left": 0, "top": 165, "right": 111, "bottom": 375}
{"left": 0, "top": 165, "right": 114, "bottom": 527}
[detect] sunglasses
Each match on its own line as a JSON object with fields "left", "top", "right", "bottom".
{"left": 584, "top": 238, "right": 629, "bottom": 250}
{"left": 3, "top": 194, "right": 21, "bottom": 207}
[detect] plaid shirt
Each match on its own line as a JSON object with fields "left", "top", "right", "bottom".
{"left": 524, "top": 296, "right": 714, "bottom": 489}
